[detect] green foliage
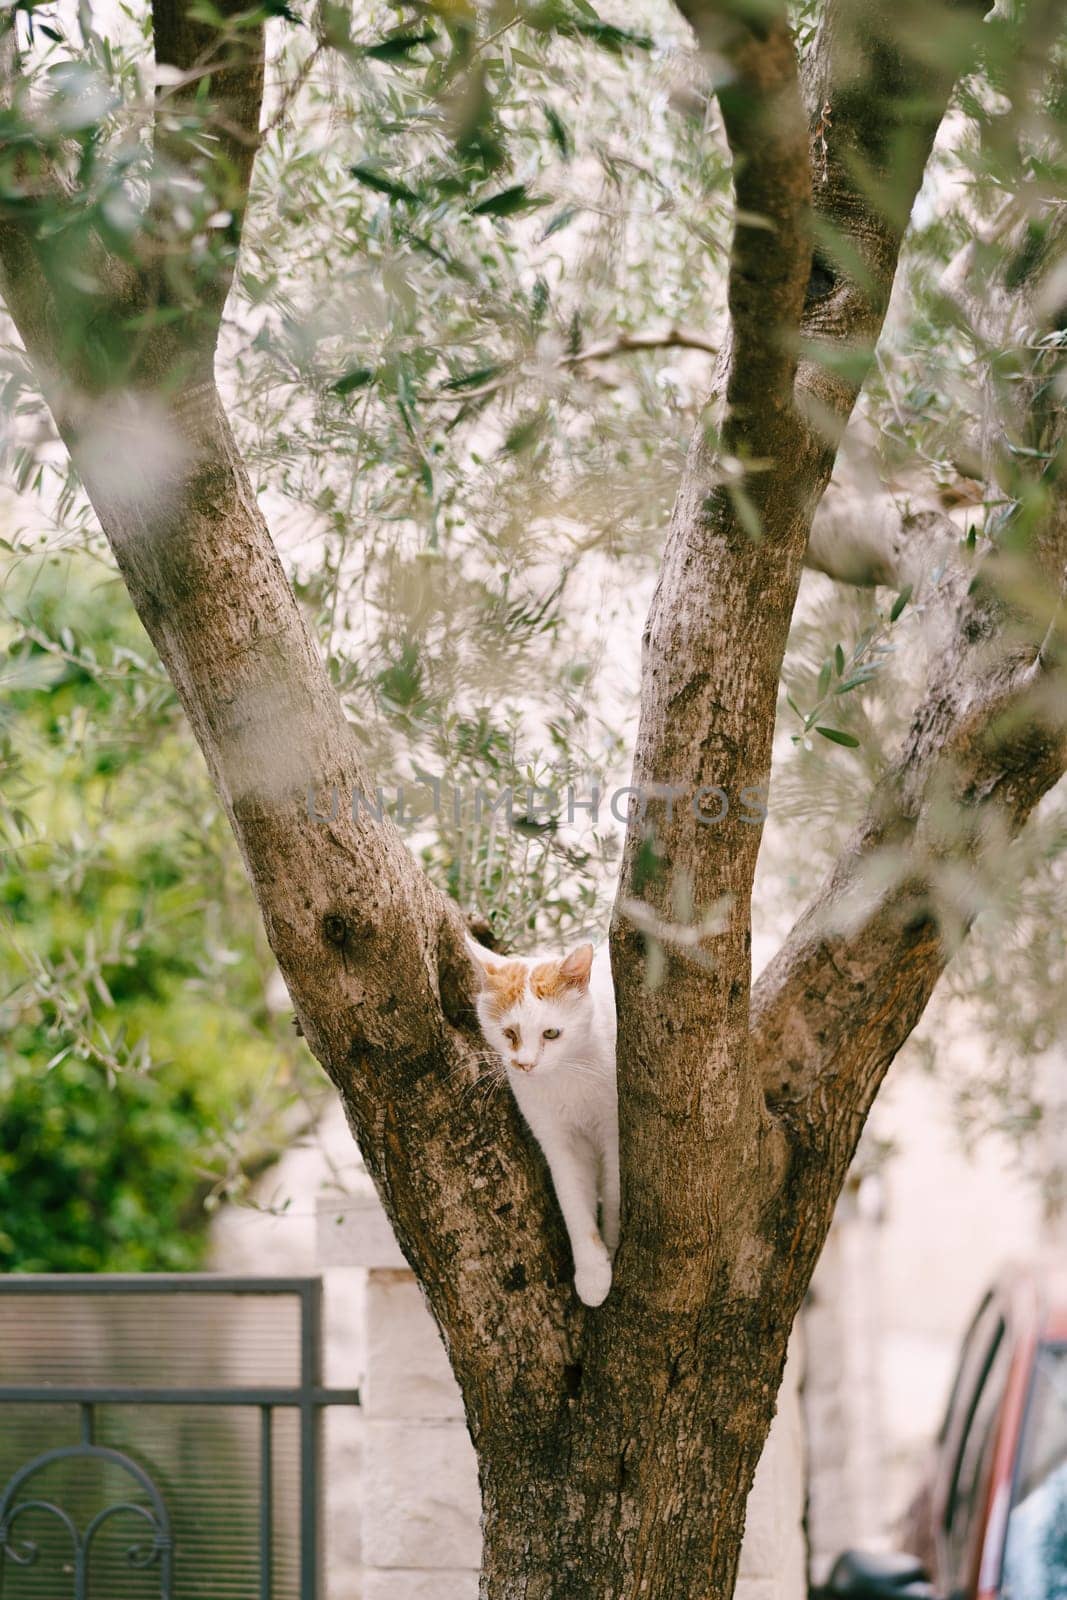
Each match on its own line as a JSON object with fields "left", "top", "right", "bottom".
{"left": 2, "top": 1049, "right": 210, "bottom": 1272}
{"left": 218, "top": 0, "right": 724, "bottom": 951}
{"left": 0, "top": 553, "right": 318, "bottom": 1270}
{"left": 784, "top": 587, "right": 918, "bottom": 752}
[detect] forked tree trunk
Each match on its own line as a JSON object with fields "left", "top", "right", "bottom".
{"left": 55, "top": 384, "right": 808, "bottom": 1600}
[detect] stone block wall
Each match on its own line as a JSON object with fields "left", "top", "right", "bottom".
{"left": 802, "top": 1178, "right": 885, "bottom": 1583}
{"left": 319, "top": 1189, "right": 480, "bottom": 1599}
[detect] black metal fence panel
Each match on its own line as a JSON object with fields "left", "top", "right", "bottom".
{"left": 0, "top": 1276, "right": 360, "bottom": 1600}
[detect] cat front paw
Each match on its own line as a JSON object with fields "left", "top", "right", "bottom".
{"left": 574, "top": 1244, "right": 612, "bottom": 1307}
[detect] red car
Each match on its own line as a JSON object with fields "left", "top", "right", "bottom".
{"left": 823, "top": 1263, "right": 1067, "bottom": 1600}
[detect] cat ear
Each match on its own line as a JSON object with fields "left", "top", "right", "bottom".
{"left": 471, "top": 954, "right": 502, "bottom": 988}
{"left": 559, "top": 943, "right": 594, "bottom": 992}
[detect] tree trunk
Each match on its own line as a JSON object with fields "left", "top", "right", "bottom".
{"left": 478, "top": 1392, "right": 774, "bottom": 1600}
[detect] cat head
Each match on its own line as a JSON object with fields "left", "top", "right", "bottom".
{"left": 473, "top": 943, "right": 595, "bottom": 1077}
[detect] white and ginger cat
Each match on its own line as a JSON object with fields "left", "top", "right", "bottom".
{"left": 470, "top": 939, "right": 619, "bottom": 1307}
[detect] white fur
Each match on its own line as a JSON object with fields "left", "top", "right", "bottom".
{"left": 470, "top": 940, "right": 619, "bottom": 1307}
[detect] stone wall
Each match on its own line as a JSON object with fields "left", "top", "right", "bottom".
{"left": 802, "top": 1177, "right": 885, "bottom": 1584}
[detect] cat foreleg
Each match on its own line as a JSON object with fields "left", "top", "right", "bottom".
{"left": 543, "top": 1136, "right": 612, "bottom": 1308}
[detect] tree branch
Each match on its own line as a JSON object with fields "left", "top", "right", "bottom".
{"left": 0, "top": 24, "right": 139, "bottom": 399}
{"left": 754, "top": 205, "right": 1067, "bottom": 1171}
{"left": 751, "top": 572, "right": 1067, "bottom": 1129}
{"left": 153, "top": 0, "right": 265, "bottom": 175}
{"left": 588, "top": 4, "right": 814, "bottom": 1454}
{"left": 149, "top": 0, "right": 266, "bottom": 349}
{"left": 675, "top": 0, "right": 812, "bottom": 432}
{"left": 797, "top": 0, "right": 987, "bottom": 433}
{"left": 806, "top": 493, "right": 962, "bottom": 589}
{"left": 607, "top": 0, "right": 981, "bottom": 1231}
{"left": 424, "top": 324, "right": 720, "bottom": 405}
{"left": 584, "top": 11, "right": 987, "bottom": 1487}
{"left": 611, "top": 0, "right": 982, "bottom": 988}
{"left": 562, "top": 325, "right": 720, "bottom": 364}
{"left": 0, "top": 0, "right": 265, "bottom": 405}
{"left": 10, "top": 360, "right": 581, "bottom": 1449}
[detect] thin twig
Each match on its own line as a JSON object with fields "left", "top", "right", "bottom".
{"left": 425, "top": 325, "right": 718, "bottom": 405}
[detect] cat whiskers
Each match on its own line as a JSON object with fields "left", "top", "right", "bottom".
{"left": 470, "top": 1070, "right": 509, "bottom": 1120}
{"left": 396, "top": 1054, "right": 506, "bottom": 1115}
{"left": 458, "top": 1060, "right": 510, "bottom": 1119}
{"left": 560, "top": 1056, "right": 612, "bottom": 1081}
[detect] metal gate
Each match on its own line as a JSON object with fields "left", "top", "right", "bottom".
{"left": 0, "top": 1276, "right": 360, "bottom": 1599}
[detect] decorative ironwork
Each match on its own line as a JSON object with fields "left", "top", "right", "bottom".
{"left": 0, "top": 1443, "right": 172, "bottom": 1598}
{"left": 0, "top": 1275, "right": 361, "bottom": 1599}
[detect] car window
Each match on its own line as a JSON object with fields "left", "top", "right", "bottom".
{"left": 940, "top": 1294, "right": 998, "bottom": 1447}
{"left": 1000, "top": 1343, "right": 1067, "bottom": 1600}
{"left": 944, "top": 1317, "right": 1011, "bottom": 1589}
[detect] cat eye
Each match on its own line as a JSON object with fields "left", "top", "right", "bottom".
{"left": 503, "top": 1028, "right": 520, "bottom": 1046}
{"left": 542, "top": 1028, "right": 561, "bottom": 1040}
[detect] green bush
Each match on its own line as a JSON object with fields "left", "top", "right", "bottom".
{"left": 1, "top": 553, "right": 306, "bottom": 1271}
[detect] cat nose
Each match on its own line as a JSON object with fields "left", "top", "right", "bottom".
{"left": 512, "top": 1058, "right": 534, "bottom": 1072}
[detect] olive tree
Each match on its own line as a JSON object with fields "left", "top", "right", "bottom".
{"left": 1, "top": 0, "right": 1065, "bottom": 1594}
